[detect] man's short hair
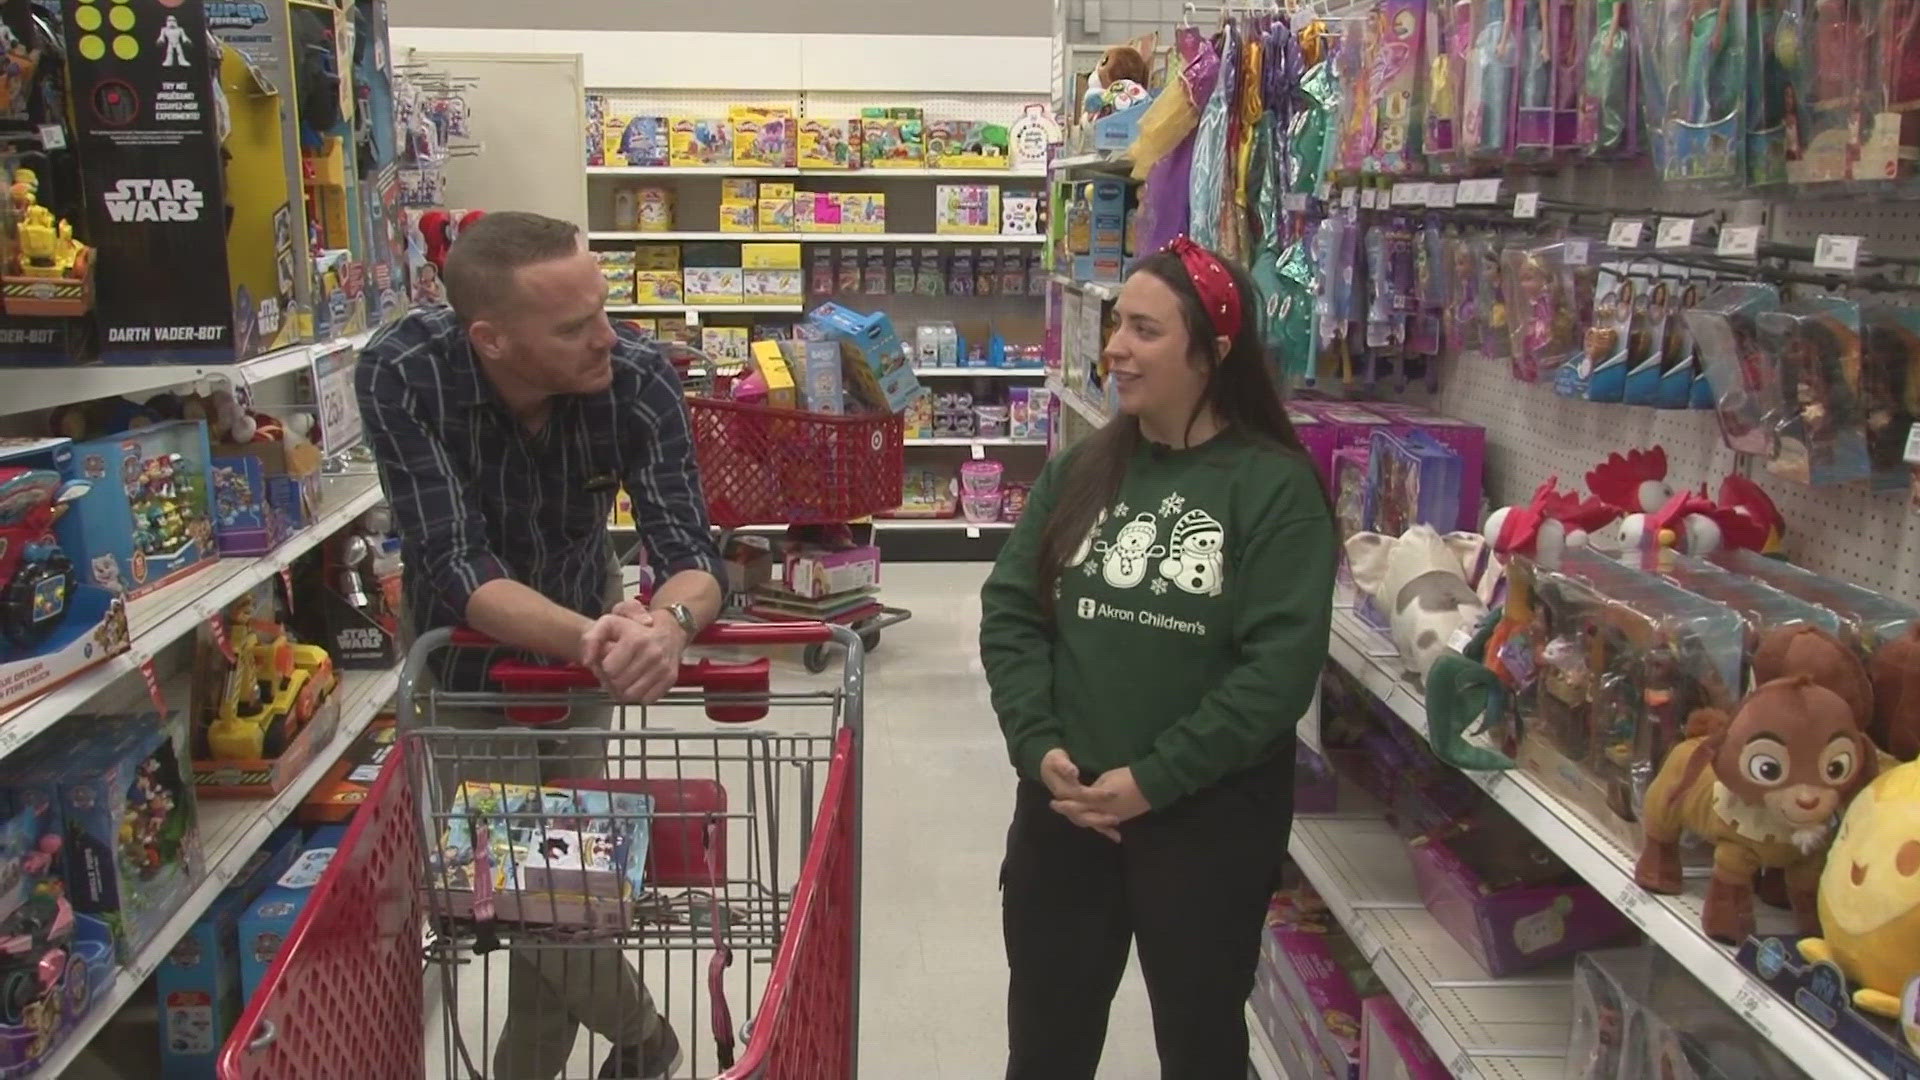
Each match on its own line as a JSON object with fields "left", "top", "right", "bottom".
{"left": 442, "top": 211, "right": 581, "bottom": 324}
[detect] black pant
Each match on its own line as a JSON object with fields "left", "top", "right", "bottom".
{"left": 1001, "top": 753, "right": 1294, "bottom": 1080}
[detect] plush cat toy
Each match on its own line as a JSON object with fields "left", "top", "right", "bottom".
{"left": 1344, "top": 524, "right": 1487, "bottom": 685}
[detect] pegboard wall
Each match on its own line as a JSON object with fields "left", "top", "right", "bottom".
{"left": 1408, "top": 157, "right": 1920, "bottom": 607}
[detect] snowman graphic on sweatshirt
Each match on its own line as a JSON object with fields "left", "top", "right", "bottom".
{"left": 1158, "top": 508, "right": 1225, "bottom": 596}
{"left": 1099, "top": 513, "right": 1166, "bottom": 589}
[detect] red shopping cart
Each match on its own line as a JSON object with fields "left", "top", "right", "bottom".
{"left": 217, "top": 621, "right": 865, "bottom": 1080}
{"left": 671, "top": 342, "right": 912, "bottom": 671}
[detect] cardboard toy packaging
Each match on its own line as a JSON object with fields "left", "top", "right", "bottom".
{"left": 806, "top": 302, "right": 922, "bottom": 414}
{"left": 238, "top": 825, "right": 346, "bottom": 1002}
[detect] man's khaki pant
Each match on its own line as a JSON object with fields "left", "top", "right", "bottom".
{"left": 419, "top": 565, "right": 662, "bottom": 1078}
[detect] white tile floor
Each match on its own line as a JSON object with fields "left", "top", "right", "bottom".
{"left": 854, "top": 562, "right": 1161, "bottom": 1080}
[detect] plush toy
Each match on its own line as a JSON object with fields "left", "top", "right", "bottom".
{"left": 1718, "top": 474, "right": 1787, "bottom": 556}
{"left": 1082, "top": 45, "right": 1151, "bottom": 122}
{"left": 1872, "top": 626, "right": 1920, "bottom": 761}
{"left": 1753, "top": 624, "right": 1876, "bottom": 733}
{"left": 1482, "top": 476, "right": 1619, "bottom": 578}
{"left": 1634, "top": 675, "right": 1878, "bottom": 943}
{"left": 1798, "top": 759, "right": 1920, "bottom": 1017}
{"left": 1619, "top": 485, "right": 1770, "bottom": 557}
{"left": 1585, "top": 446, "right": 1674, "bottom": 517}
{"left": 1344, "top": 524, "right": 1488, "bottom": 684}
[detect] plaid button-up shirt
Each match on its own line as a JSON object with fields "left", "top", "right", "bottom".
{"left": 356, "top": 306, "right": 723, "bottom": 647}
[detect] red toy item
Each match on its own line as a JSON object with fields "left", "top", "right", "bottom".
{"left": 1716, "top": 473, "right": 1786, "bottom": 554}
{"left": 0, "top": 468, "right": 91, "bottom": 649}
{"left": 1625, "top": 486, "right": 1771, "bottom": 556}
{"left": 1584, "top": 446, "right": 1674, "bottom": 516}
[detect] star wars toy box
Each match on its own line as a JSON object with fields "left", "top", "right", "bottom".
{"left": 58, "top": 419, "right": 218, "bottom": 600}
{"left": 61, "top": 0, "right": 304, "bottom": 362}
{"left": 805, "top": 302, "right": 921, "bottom": 414}
{"left": 0, "top": 780, "right": 116, "bottom": 1077}
{"left": 433, "top": 781, "right": 654, "bottom": 929}
{"left": 238, "top": 824, "right": 344, "bottom": 1003}
{"left": 156, "top": 824, "right": 300, "bottom": 1080}
{"left": 3, "top": 713, "right": 204, "bottom": 962}
{"left": 0, "top": 437, "right": 131, "bottom": 714}
{"left": 296, "top": 714, "right": 394, "bottom": 825}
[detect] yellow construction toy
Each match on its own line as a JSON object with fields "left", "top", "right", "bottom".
{"left": 204, "top": 595, "right": 336, "bottom": 761}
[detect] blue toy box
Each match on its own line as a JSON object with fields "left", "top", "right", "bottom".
{"left": 805, "top": 303, "right": 922, "bottom": 414}
{"left": 0, "top": 773, "right": 116, "bottom": 1077}
{"left": 60, "top": 420, "right": 218, "bottom": 600}
{"left": 0, "top": 439, "right": 130, "bottom": 710}
{"left": 238, "top": 825, "right": 346, "bottom": 1003}
{"left": 156, "top": 825, "right": 302, "bottom": 1080}
{"left": 209, "top": 455, "right": 290, "bottom": 557}
{"left": 10, "top": 714, "right": 204, "bottom": 962}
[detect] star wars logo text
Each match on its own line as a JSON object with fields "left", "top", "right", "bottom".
{"left": 103, "top": 179, "right": 205, "bottom": 223}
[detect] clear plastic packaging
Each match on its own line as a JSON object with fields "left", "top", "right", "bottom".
{"left": 1462, "top": 0, "right": 1519, "bottom": 159}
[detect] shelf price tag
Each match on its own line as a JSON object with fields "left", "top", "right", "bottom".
{"left": 1282, "top": 193, "right": 1309, "bottom": 213}
{"left": 970, "top": 443, "right": 985, "bottom": 460}
{"left": 1611, "top": 882, "right": 1649, "bottom": 928}
{"left": 1607, "top": 219, "right": 1646, "bottom": 248}
{"left": 1458, "top": 178, "right": 1501, "bottom": 204}
{"left": 310, "top": 343, "right": 365, "bottom": 457}
{"left": 1655, "top": 216, "right": 1696, "bottom": 249}
{"left": 1428, "top": 182, "right": 1457, "bottom": 208}
{"left": 1447, "top": 1051, "right": 1482, "bottom": 1079}
{"left": 1513, "top": 192, "right": 1540, "bottom": 219}
{"left": 1404, "top": 994, "right": 1435, "bottom": 1030}
{"left": 37, "top": 124, "right": 64, "bottom": 150}
{"left": 1732, "top": 978, "right": 1776, "bottom": 1039}
{"left": 1814, "top": 233, "right": 1863, "bottom": 270}
{"left": 1342, "top": 187, "right": 1358, "bottom": 209}
{"left": 1718, "top": 224, "right": 1762, "bottom": 258}
{"left": 967, "top": 527, "right": 981, "bottom": 539}
{"left": 1564, "top": 238, "right": 1591, "bottom": 266}
{"left": 1902, "top": 421, "right": 1920, "bottom": 466}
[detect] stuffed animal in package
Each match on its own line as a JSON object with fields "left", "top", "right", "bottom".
{"left": 1634, "top": 674, "right": 1878, "bottom": 943}
{"left": 1344, "top": 524, "right": 1487, "bottom": 684}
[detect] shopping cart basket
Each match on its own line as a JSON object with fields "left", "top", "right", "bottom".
{"left": 218, "top": 621, "right": 865, "bottom": 1080}
{"left": 670, "top": 343, "right": 904, "bottom": 529}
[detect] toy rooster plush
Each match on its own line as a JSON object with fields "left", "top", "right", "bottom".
{"left": 1621, "top": 486, "right": 1771, "bottom": 556}
{"left": 1585, "top": 446, "right": 1675, "bottom": 518}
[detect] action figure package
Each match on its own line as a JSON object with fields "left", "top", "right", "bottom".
{"left": 1425, "top": 0, "right": 1471, "bottom": 165}
{"left": 1711, "top": 548, "right": 1920, "bottom": 661}
{"left": 1578, "top": 0, "right": 1639, "bottom": 156}
{"left": 1857, "top": 0, "right": 1920, "bottom": 183}
{"left": 1564, "top": 263, "right": 1647, "bottom": 403}
{"left": 1473, "top": 235, "right": 1512, "bottom": 362}
{"left": 1686, "top": 282, "right": 1784, "bottom": 455}
{"left": 1753, "top": 298, "right": 1872, "bottom": 486}
{"left": 1787, "top": 0, "right": 1864, "bottom": 186}
{"left": 1568, "top": 948, "right": 1812, "bottom": 1080}
{"left": 1624, "top": 272, "right": 1697, "bottom": 407}
{"left": 1504, "top": 549, "right": 1745, "bottom": 855}
{"left": 1653, "top": 551, "right": 1846, "bottom": 691}
{"left": 1858, "top": 304, "right": 1920, "bottom": 490}
{"left": 1501, "top": 241, "right": 1577, "bottom": 383}
{"left": 1360, "top": 0, "right": 1429, "bottom": 174}
{"left": 1636, "top": 0, "right": 1749, "bottom": 186}
{"left": 1441, "top": 232, "right": 1481, "bottom": 356}
{"left": 1511, "top": 0, "right": 1579, "bottom": 156}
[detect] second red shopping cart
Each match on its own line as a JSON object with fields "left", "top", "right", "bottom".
{"left": 218, "top": 621, "right": 865, "bottom": 1080}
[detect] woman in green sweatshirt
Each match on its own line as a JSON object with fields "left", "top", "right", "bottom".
{"left": 979, "top": 238, "right": 1335, "bottom": 1079}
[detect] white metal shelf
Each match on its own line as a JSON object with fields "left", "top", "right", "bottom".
{"left": 1287, "top": 815, "right": 1575, "bottom": 1079}
{"left": 607, "top": 303, "right": 805, "bottom": 315}
{"left": 1048, "top": 272, "right": 1118, "bottom": 301}
{"left": 873, "top": 518, "right": 1015, "bottom": 533}
{"left": 912, "top": 367, "right": 1045, "bottom": 378}
{"left": 1246, "top": 1002, "right": 1291, "bottom": 1080}
{"left": 905, "top": 436, "right": 1047, "bottom": 448}
{"left": 35, "top": 662, "right": 399, "bottom": 1078}
{"left": 587, "top": 165, "right": 1046, "bottom": 180}
{"left": 589, "top": 231, "right": 1045, "bottom": 244}
{"left": 0, "top": 472, "right": 384, "bottom": 757}
{"left": 1325, "top": 606, "right": 1882, "bottom": 1079}
{"left": 1044, "top": 374, "right": 1112, "bottom": 429}
{"left": 0, "top": 328, "right": 377, "bottom": 419}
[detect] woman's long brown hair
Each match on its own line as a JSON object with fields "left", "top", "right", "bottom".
{"left": 1035, "top": 248, "right": 1324, "bottom": 618}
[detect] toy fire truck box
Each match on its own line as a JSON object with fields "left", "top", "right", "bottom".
{"left": 0, "top": 786, "right": 116, "bottom": 1077}
{"left": 238, "top": 824, "right": 345, "bottom": 1003}
{"left": 155, "top": 824, "right": 301, "bottom": 1080}
{"left": 805, "top": 302, "right": 922, "bottom": 414}
{"left": 187, "top": 579, "right": 342, "bottom": 799}
{"left": 297, "top": 714, "right": 395, "bottom": 825}
{"left": 8, "top": 713, "right": 205, "bottom": 962}
{"left": 59, "top": 420, "right": 218, "bottom": 600}
{"left": 62, "top": 0, "right": 302, "bottom": 363}
{"left": 433, "top": 781, "right": 654, "bottom": 929}
{"left": 0, "top": 437, "right": 129, "bottom": 712}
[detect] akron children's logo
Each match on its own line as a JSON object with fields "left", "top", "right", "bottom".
{"left": 103, "top": 178, "right": 204, "bottom": 223}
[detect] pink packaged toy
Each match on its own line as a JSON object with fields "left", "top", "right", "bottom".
{"left": 1290, "top": 406, "right": 1336, "bottom": 485}
{"left": 1363, "top": 405, "right": 1486, "bottom": 530}
{"left": 784, "top": 545, "right": 880, "bottom": 600}
{"left": 1258, "top": 896, "right": 1373, "bottom": 1080}
{"left": 1360, "top": 996, "right": 1448, "bottom": 1080}
{"left": 960, "top": 460, "right": 1004, "bottom": 523}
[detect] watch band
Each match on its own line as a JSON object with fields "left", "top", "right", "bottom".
{"left": 663, "top": 601, "right": 698, "bottom": 639}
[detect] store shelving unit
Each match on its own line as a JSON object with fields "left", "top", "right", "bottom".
{"left": 0, "top": 328, "right": 378, "bottom": 417}
{"left": 587, "top": 165, "right": 1048, "bottom": 180}
{"left": 589, "top": 231, "right": 1046, "bottom": 244}
{"left": 0, "top": 471, "right": 384, "bottom": 755}
{"left": 1323, "top": 604, "right": 1883, "bottom": 1079}
{"left": 905, "top": 436, "right": 1046, "bottom": 448}
{"left": 607, "top": 303, "right": 806, "bottom": 315}
{"left": 33, "top": 661, "right": 400, "bottom": 1078}
{"left": 914, "top": 367, "right": 1045, "bottom": 378}
{"left": 1247, "top": 1004, "right": 1290, "bottom": 1080}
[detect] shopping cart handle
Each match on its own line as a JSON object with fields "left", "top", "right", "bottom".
{"left": 448, "top": 620, "right": 835, "bottom": 650}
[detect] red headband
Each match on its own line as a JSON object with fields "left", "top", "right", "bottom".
{"left": 1166, "top": 236, "right": 1244, "bottom": 341}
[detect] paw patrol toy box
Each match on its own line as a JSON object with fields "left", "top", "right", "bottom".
{"left": 0, "top": 438, "right": 129, "bottom": 715}
{"left": 60, "top": 420, "right": 218, "bottom": 600}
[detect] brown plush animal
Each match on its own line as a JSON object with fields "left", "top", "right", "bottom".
{"left": 1095, "top": 45, "right": 1150, "bottom": 92}
{"left": 1753, "top": 624, "right": 1875, "bottom": 732}
{"left": 1871, "top": 626, "right": 1920, "bottom": 760}
{"left": 1634, "top": 675, "right": 1878, "bottom": 944}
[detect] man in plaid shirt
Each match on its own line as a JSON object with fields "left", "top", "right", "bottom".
{"left": 358, "top": 211, "right": 721, "bottom": 1079}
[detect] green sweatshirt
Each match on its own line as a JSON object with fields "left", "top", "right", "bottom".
{"left": 979, "top": 430, "right": 1336, "bottom": 809}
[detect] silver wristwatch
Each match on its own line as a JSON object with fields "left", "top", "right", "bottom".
{"left": 662, "top": 601, "right": 698, "bottom": 639}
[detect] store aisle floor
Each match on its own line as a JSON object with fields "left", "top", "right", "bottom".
{"left": 857, "top": 562, "right": 1160, "bottom": 1079}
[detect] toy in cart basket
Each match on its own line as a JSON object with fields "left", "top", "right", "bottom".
{"left": 433, "top": 782, "right": 654, "bottom": 929}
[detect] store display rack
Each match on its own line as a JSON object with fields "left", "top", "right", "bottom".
{"left": 0, "top": 328, "right": 379, "bottom": 418}
{"left": 906, "top": 436, "right": 1046, "bottom": 448}
{"left": 606, "top": 303, "right": 807, "bottom": 315}
{"left": 0, "top": 471, "right": 385, "bottom": 756}
{"left": 1248, "top": 1002, "right": 1289, "bottom": 1080}
{"left": 915, "top": 367, "right": 1045, "bottom": 378}
{"left": 1323, "top": 604, "right": 1882, "bottom": 1079}
{"left": 589, "top": 231, "right": 1046, "bottom": 244}
{"left": 32, "top": 661, "right": 400, "bottom": 1079}
{"left": 587, "top": 165, "right": 1048, "bottom": 180}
